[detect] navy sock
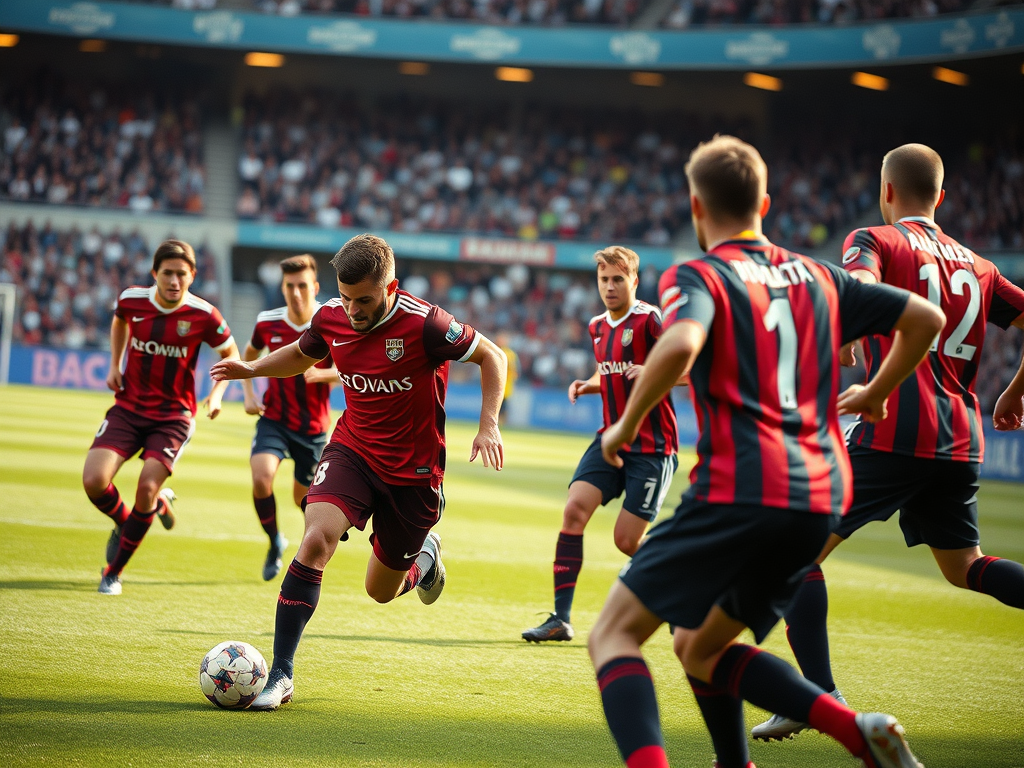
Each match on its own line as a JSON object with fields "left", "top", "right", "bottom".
{"left": 105, "top": 506, "right": 155, "bottom": 576}
{"left": 254, "top": 494, "right": 278, "bottom": 541}
{"left": 686, "top": 674, "right": 748, "bottom": 768}
{"left": 712, "top": 644, "right": 822, "bottom": 725}
{"left": 596, "top": 657, "right": 667, "bottom": 767}
{"left": 967, "top": 556, "right": 1024, "bottom": 609}
{"left": 553, "top": 531, "right": 583, "bottom": 622}
{"left": 783, "top": 565, "right": 836, "bottom": 692}
{"left": 272, "top": 560, "right": 322, "bottom": 678}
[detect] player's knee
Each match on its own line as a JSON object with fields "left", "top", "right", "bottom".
{"left": 251, "top": 475, "right": 274, "bottom": 498}
{"left": 364, "top": 579, "right": 397, "bottom": 604}
{"left": 135, "top": 479, "right": 162, "bottom": 509}
{"left": 562, "top": 499, "right": 592, "bottom": 532}
{"left": 82, "top": 469, "right": 108, "bottom": 498}
{"left": 613, "top": 530, "right": 641, "bottom": 557}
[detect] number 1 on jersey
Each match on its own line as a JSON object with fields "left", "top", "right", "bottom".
{"left": 764, "top": 298, "right": 798, "bottom": 410}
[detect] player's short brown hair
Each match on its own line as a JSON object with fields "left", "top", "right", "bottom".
{"left": 685, "top": 135, "right": 767, "bottom": 222}
{"left": 330, "top": 234, "right": 395, "bottom": 286}
{"left": 280, "top": 254, "right": 318, "bottom": 277}
{"left": 152, "top": 239, "right": 197, "bottom": 273}
{"left": 882, "top": 143, "right": 944, "bottom": 206}
{"left": 594, "top": 246, "right": 640, "bottom": 277}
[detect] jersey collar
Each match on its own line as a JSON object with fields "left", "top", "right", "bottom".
{"left": 712, "top": 231, "right": 770, "bottom": 250}
{"left": 603, "top": 300, "right": 639, "bottom": 329}
{"left": 284, "top": 302, "right": 320, "bottom": 332}
{"left": 370, "top": 294, "right": 400, "bottom": 331}
{"left": 148, "top": 285, "right": 190, "bottom": 314}
{"left": 897, "top": 216, "right": 939, "bottom": 229}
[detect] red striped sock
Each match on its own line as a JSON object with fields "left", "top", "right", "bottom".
{"left": 807, "top": 692, "right": 866, "bottom": 757}
{"left": 89, "top": 483, "right": 129, "bottom": 526}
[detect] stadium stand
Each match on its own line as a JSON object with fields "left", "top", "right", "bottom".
{"left": 663, "top": 0, "right": 983, "bottom": 29}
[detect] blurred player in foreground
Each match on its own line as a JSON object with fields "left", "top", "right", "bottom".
{"left": 753, "top": 143, "right": 1024, "bottom": 742}
{"left": 523, "top": 246, "right": 678, "bottom": 643}
{"left": 212, "top": 234, "right": 506, "bottom": 710}
{"left": 240, "top": 255, "right": 338, "bottom": 581}
{"left": 83, "top": 239, "right": 238, "bottom": 596}
{"left": 588, "top": 135, "right": 944, "bottom": 768}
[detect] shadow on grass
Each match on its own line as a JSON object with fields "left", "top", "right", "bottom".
{"left": 0, "top": 580, "right": 94, "bottom": 592}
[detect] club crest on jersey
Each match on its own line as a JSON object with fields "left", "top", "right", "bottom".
{"left": 445, "top": 319, "right": 464, "bottom": 344}
{"left": 386, "top": 338, "right": 404, "bottom": 361}
{"left": 621, "top": 328, "right": 633, "bottom": 346}
{"left": 176, "top": 320, "right": 191, "bottom": 336}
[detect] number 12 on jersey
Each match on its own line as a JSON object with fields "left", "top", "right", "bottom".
{"left": 919, "top": 264, "right": 979, "bottom": 361}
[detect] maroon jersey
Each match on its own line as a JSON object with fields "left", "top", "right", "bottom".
{"left": 590, "top": 301, "right": 677, "bottom": 455}
{"left": 251, "top": 306, "right": 333, "bottom": 435}
{"left": 298, "top": 289, "right": 478, "bottom": 487}
{"left": 843, "top": 218, "right": 1024, "bottom": 462}
{"left": 660, "top": 236, "right": 908, "bottom": 515}
{"left": 114, "top": 286, "right": 233, "bottom": 419}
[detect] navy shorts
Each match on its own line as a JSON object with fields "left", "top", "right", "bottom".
{"left": 621, "top": 497, "right": 838, "bottom": 643}
{"left": 570, "top": 437, "right": 678, "bottom": 522}
{"left": 836, "top": 445, "right": 981, "bottom": 549}
{"left": 251, "top": 417, "right": 328, "bottom": 488}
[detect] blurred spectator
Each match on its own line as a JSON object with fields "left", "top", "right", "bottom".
{"left": 664, "top": 0, "right": 978, "bottom": 28}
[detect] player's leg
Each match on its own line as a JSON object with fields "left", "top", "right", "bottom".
{"left": 102, "top": 457, "right": 172, "bottom": 591}
{"left": 588, "top": 580, "right": 667, "bottom": 768}
{"left": 250, "top": 417, "right": 292, "bottom": 579}
{"left": 616, "top": 452, "right": 678, "bottom": 556}
{"left": 84, "top": 406, "right": 141, "bottom": 565}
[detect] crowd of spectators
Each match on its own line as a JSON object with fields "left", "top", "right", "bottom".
{"left": 663, "top": 0, "right": 981, "bottom": 29}
{"left": 0, "top": 221, "right": 220, "bottom": 349}
{"left": 1, "top": 75, "right": 206, "bottom": 215}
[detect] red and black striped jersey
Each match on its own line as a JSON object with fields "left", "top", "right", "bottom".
{"left": 298, "top": 289, "right": 478, "bottom": 487}
{"left": 113, "top": 286, "right": 234, "bottom": 419}
{"left": 660, "top": 236, "right": 908, "bottom": 515}
{"left": 250, "top": 305, "right": 333, "bottom": 436}
{"left": 843, "top": 218, "right": 1024, "bottom": 463}
{"left": 589, "top": 302, "right": 678, "bottom": 456}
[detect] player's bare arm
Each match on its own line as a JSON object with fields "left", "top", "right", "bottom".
{"left": 211, "top": 340, "right": 320, "bottom": 382}
{"left": 240, "top": 342, "right": 265, "bottom": 415}
{"left": 837, "top": 293, "right": 944, "bottom": 423}
{"left": 568, "top": 371, "right": 600, "bottom": 403}
{"left": 107, "top": 314, "right": 128, "bottom": 392}
{"left": 601, "top": 320, "right": 706, "bottom": 467}
{"left": 467, "top": 334, "right": 506, "bottom": 471}
{"left": 204, "top": 339, "right": 240, "bottom": 420}
{"left": 992, "top": 311, "right": 1024, "bottom": 431}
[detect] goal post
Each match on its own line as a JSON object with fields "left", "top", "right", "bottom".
{"left": 0, "top": 283, "right": 16, "bottom": 386}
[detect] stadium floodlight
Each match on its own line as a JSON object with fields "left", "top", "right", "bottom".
{"left": 630, "top": 72, "right": 665, "bottom": 87}
{"left": 79, "top": 39, "right": 107, "bottom": 53}
{"left": 933, "top": 67, "right": 969, "bottom": 86}
{"left": 0, "top": 34, "right": 18, "bottom": 48}
{"left": 245, "top": 52, "right": 285, "bottom": 68}
{"left": 495, "top": 67, "right": 533, "bottom": 83}
{"left": 0, "top": 283, "right": 15, "bottom": 386}
{"left": 399, "top": 62, "right": 430, "bottom": 76}
{"left": 743, "top": 72, "right": 782, "bottom": 92}
{"left": 852, "top": 71, "right": 889, "bottom": 91}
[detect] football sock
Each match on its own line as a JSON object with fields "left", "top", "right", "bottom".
{"left": 398, "top": 562, "right": 423, "bottom": 597}
{"left": 783, "top": 565, "right": 836, "bottom": 691}
{"left": 105, "top": 505, "right": 155, "bottom": 576}
{"left": 966, "top": 556, "right": 1024, "bottom": 609}
{"left": 711, "top": 644, "right": 867, "bottom": 758}
{"left": 273, "top": 559, "right": 323, "bottom": 678}
{"left": 254, "top": 493, "right": 278, "bottom": 541}
{"left": 88, "top": 483, "right": 129, "bottom": 526}
{"left": 686, "top": 674, "right": 748, "bottom": 768}
{"left": 596, "top": 657, "right": 668, "bottom": 768}
{"left": 553, "top": 531, "right": 583, "bottom": 622}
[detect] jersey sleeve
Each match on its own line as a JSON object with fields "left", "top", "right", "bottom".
{"left": 659, "top": 264, "right": 716, "bottom": 332}
{"left": 841, "top": 228, "right": 883, "bottom": 281}
{"left": 423, "top": 305, "right": 479, "bottom": 362}
{"left": 249, "top": 321, "right": 267, "bottom": 351}
{"left": 645, "top": 307, "right": 663, "bottom": 346}
{"left": 298, "top": 306, "right": 331, "bottom": 361}
{"left": 826, "top": 263, "right": 909, "bottom": 344}
{"left": 203, "top": 306, "right": 234, "bottom": 352}
{"left": 989, "top": 273, "right": 1024, "bottom": 330}
{"left": 113, "top": 290, "right": 131, "bottom": 320}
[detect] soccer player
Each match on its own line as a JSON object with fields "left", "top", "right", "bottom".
{"left": 588, "top": 135, "right": 943, "bottom": 768}
{"left": 82, "top": 239, "right": 238, "bottom": 596}
{"left": 240, "top": 255, "right": 338, "bottom": 581}
{"left": 522, "top": 246, "right": 679, "bottom": 643}
{"left": 752, "top": 143, "right": 1024, "bottom": 742}
{"left": 210, "top": 234, "right": 506, "bottom": 710}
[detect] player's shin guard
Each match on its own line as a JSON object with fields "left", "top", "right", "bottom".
{"left": 254, "top": 494, "right": 279, "bottom": 541}
{"left": 105, "top": 506, "right": 155, "bottom": 576}
{"left": 687, "top": 675, "right": 749, "bottom": 768}
{"left": 273, "top": 560, "right": 323, "bottom": 678}
{"left": 554, "top": 531, "right": 583, "bottom": 622}
{"left": 967, "top": 556, "right": 1024, "bottom": 609}
{"left": 783, "top": 565, "right": 836, "bottom": 692}
{"left": 712, "top": 645, "right": 867, "bottom": 759}
{"left": 88, "top": 483, "right": 129, "bottom": 526}
{"left": 596, "top": 657, "right": 668, "bottom": 768}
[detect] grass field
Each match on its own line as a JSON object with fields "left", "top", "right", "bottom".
{"left": 0, "top": 384, "right": 1022, "bottom": 768}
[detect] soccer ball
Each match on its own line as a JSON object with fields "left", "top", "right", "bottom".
{"left": 199, "top": 641, "right": 268, "bottom": 709}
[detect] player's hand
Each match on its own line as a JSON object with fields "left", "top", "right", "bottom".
{"left": 601, "top": 421, "right": 634, "bottom": 468}
{"left": 469, "top": 423, "right": 503, "bottom": 471}
{"left": 625, "top": 363, "right": 643, "bottom": 380}
{"left": 204, "top": 393, "right": 223, "bottom": 420}
{"left": 210, "top": 359, "right": 255, "bottom": 381}
{"left": 568, "top": 380, "right": 589, "bottom": 404}
{"left": 106, "top": 368, "right": 123, "bottom": 392}
{"left": 243, "top": 393, "right": 264, "bottom": 416}
{"left": 303, "top": 367, "right": 335, "bottom": 385}
{"left": 837, "top": 384, "right": 888, "bottom": 423}
{"left": 839, "top": 342, "right": 858, "bottom": 367}
{"left": 992, "top": 389, "right": 1024, "bottom": 431}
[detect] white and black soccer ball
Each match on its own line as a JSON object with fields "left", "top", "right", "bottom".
{"left": 199, "top": 641, "right": 268, "bottom": 709}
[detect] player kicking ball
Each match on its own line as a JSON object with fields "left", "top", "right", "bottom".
{"left": 240, "top": 255, "right": 339, "bottom": 581}
{"left": 211, "top": 234, "right": 506, "bottom": 710}
{"left": 523, "top": 246, "right": 679, "bottom": 643}
{"left": 82, "top": 240, "right": 238, "bottom": 596}
{"left": 588, "top": 136, "right": 942, "bottom": 768}
{"left": 752, "top": 143, "right": 1024, "bottom": 743}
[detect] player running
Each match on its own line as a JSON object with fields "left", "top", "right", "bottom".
{"left": 82, "top": 239, "right": 238, "bottom": 596}
{"left": 588, "top": 135, "right": 943, "bottom": 768}
{"left": 240, "top": 255, "right": 338, "bottom": 581}
{"left": 211, "top": 233, "right": 506, "bottom": 710}
{"left": 752, "top": 143, "right": 1024, "bottom": 743}
{"left": 523, "top": 246, "right": 679, "bottom": 643}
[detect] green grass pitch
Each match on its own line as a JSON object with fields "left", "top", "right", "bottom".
{"left": 0, "top": 384, "right": 1021, "bottom": 767}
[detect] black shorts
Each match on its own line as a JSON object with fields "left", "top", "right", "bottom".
{"left": 570, "top": 437, "right": 678, "bottom": 522}
{"left": 835, "top": 445, "right": 980, "bottom": 550}
{"left": 621, "top": 497, "right": 837, "bottom": 643}
{"left": 251, "top": 417, "right": 328, "bottom": 488}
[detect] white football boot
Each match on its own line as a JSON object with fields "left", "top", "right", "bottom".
{"left": 751, "top": 688, "right": 846, "bottom": 741}
{"left": 250, "top": 667, "right": 294, "bottom": 711}
{"left": 856, "top": 712, "right": 923, "bottom": 768}
{"left": 415, "top": 531, "right": 446, "bottom": 605}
